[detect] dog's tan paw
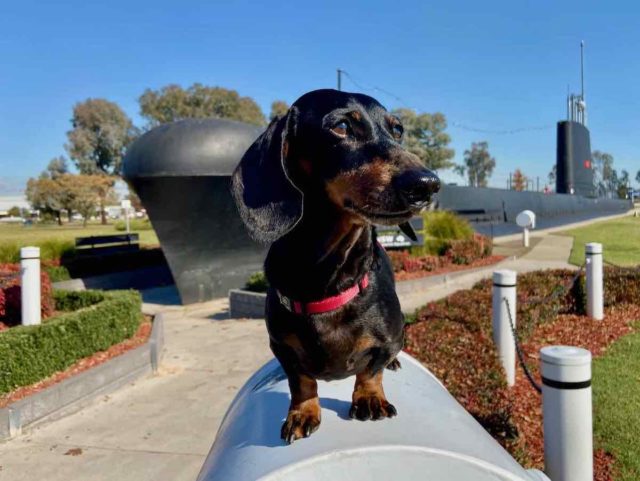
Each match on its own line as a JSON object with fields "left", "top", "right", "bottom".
{"left": 349, "top": 393, "right": 397, "bottom": 421}
{"left": 281, "top": 399, "right": 321, "bottom": 444}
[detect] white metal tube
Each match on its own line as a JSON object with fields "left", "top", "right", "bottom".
{"left": 125, "top": 207, "right": 130, "bottom": 233}
{"left": 492, "top": 270, "right": 517, "bottom": 387}
{"left": 523, "top": 227, "right": 530, "bottom": 247}
{"left": 541, "top": 346, "right": 592, "bottom": 481}
{"left": 585, "top": 243, "right": 603, "bottom": 320}
{"left": 20, "top": 246, "right": 41, "bottom": 326}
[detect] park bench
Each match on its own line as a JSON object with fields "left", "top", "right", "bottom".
{"left": 74, "top": 233, "right": 140, "bottom": 256}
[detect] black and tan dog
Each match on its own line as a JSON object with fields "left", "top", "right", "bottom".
{"left": 232, "top": 89, "right": 440, "bottom": 444}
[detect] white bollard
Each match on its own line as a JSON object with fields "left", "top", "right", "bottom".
{"left": 523, "top": 226, "right": 530, "bottom": 247}
{"left": 585, "top": 242, "right": 604, "bottom": 320}
{"left": 492, "top": 270, "right": 517, "bottom": 386}
{"left": 541, "top": 346, "right": 593, "bottom": 481}
{"left": 20, "top": 246, "right": 41, "bottom": 326}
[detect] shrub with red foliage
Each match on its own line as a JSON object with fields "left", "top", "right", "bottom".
{"left": 405, "top": 267, "right": 640, "bottom": 472}
{"left": 446, "top": 233, "right": 493, "bottom": 265}
{"left": 388, "top": 233, "right": 492, "bottom": 275}
{"left": 0, "top": 263, "right": 54, "bottom": 327}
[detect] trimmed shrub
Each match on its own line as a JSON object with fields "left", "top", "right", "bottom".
{"left": 0, "top": 289, "right": 142, "bottom": 394}
{"left": 42, "top": 261, "right": 71, "bottom": 282}
{"left": 423, "top": 210, "right": 474, "bottom": 241}
{"left": 0, "top": 264, "right": 54, "bottom": 326}
{"left": 388, "top": 250, "right": 442, "bottom": 273}
{"left": 445, "top": 234, "right": 492, "bottom": 265}
{"left": 245, "top": 271, "right": 269, "bottom": 293}
{"left": 114, "top": 218, "right": 153, "bottom": 231}
{"left": 0, "top": 239, "right": 75, "bottom": 264}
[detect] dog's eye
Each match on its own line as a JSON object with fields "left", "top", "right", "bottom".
{"left": 331, "top": 121, "right": 349, "bottom": 138}
{"left": 392, "top": 124, "right": 403, "bottom": 140}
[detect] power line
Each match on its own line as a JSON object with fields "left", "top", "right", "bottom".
{"left": 340, "top": 68, "right": 555, "bottom": 136}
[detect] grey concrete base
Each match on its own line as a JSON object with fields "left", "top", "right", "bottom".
{"left": 229, "top": 289, "right": 266, "bottom": 319}
{"left": 227, "top": 259, "right": 514, "bottom": 319}
{"left": 0, "top": 314, "right": 165, "bottom": 440}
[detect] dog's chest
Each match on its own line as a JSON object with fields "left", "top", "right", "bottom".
{"left": 286, "top": 314, "right": 389, "bottom": 380}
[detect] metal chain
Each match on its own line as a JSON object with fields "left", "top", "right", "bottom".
{"left": 503, "top": 297, "right": 542, "bottom": 394}
{"left": 521, "top": 263, "right": 585, "bottom": 307}
{"left": 500, "top": 265, "right": 585, "bottom": 394}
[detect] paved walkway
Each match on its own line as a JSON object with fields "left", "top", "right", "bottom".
{"left": 0, "top": 233, "right": 577, "bottom": 481}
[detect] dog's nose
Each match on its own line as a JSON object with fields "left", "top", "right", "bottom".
{"left": 396, "top": 169, "right": 441, "bottom": 206}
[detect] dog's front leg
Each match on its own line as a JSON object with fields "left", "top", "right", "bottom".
{"left": 350, "top": 369, "right": 397, "bottom": 421}
{"left": 281, "top": 372, "right": 321, "bottom": 444}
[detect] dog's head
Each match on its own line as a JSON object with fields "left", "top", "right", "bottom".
{"left": 232, "top": 89, "right": 440, "bottom": 243}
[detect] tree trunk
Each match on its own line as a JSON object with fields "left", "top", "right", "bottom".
{"left": 57, "top": 212, "right": 63, "bottom": 226}
{"left": 100, "top": 199, "right": 107, "bottom": 225}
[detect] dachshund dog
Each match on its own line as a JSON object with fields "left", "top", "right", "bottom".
{"left": 232, "top": 89, "right": 440, "bottom": 444}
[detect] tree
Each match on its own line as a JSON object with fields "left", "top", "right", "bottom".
{"left": 25, "top": 177, "right": 66, "bottom": 225}
{"left": 270, "top": 100, "right": 289, "bottom": 120}
{"left": 391, "top": 109, "right": 455, "bottom": 170}
{"left": 45, "top": 156, "right": 69, "bottom": 179}
{"left": 512, "top": 169, "right": 527, "bottom": 191}
{"left": 66, "top": 98, "right": 138, "bottom": 175}
{"left": 636, "top": 169, "right": 640, "bottom": 186}
{"left": 462, "top": 141, "right": 496, "bottom": 187}
{"left": 91, "top": 175, "right": 117, "bottom": 225}
{"left": 63, "top": 175, "right": 106, "bottom": 227}
{"left": 139, "top": 84, "right": 266, "bottom": 127}
{"left": 7, "top": 206, "right": 21, "bottom": 217}
{"left": 617, "top": 169, "right": 630, "bottom": 199}
{"left": 592, "top": 150, "right": 615, "bottom": 197}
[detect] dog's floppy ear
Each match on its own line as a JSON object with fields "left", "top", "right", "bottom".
{"left": 231, "top": 108, "right": 303, "bottom": 243}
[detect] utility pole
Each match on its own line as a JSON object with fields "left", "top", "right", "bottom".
{"left": 337, "top": 69, "right": 342, "bottom": 91}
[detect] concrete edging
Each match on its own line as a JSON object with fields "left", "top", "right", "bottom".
{"left": 0, "top": 313, "right": 165, "bottom": 440}
{"left": 228, "top": 257, "right": 514, "bottom": 319}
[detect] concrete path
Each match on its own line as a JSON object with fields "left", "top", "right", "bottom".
{"left": 0, "top": 232, "right": 577, "bottom": 481}
{"left": 0, "top": 301, "right": 272, "bottom": 481}
{"left": 399, "top": 233, "right": 576, "bottom": 313}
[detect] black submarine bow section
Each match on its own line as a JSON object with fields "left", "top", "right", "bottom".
{"left": 122, "top": 118, "right": 266, "bottom": 304}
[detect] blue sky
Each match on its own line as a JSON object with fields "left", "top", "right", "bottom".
{"left": 1, "top": 0, "right": 639, "bottom": 196}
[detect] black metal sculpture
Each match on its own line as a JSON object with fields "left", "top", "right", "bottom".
{"left": 123, "top": 119, "right": 265, "bottom": 304}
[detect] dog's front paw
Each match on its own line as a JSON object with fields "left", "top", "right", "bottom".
{"left": 349, "top": 393, "right": 397, "bottom": 421}
{"left": 386, "top": 358, "right": 402, "bottom": 371}
{"left": 281, "top": 399, "right": 321, "bottom": 444}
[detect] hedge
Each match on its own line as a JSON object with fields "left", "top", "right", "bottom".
{"left": 114, "top": 218, "right": 153, "bottom": 231}
{"left": 0, "top": 289, "right": 142, "bottom": 394}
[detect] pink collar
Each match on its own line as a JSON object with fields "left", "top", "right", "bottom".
{"left": 276, "top": 274, "right": 370, "bottom": 315}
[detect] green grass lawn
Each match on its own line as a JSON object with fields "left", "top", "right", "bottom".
{"left": 561, "top": 215, "right": 640, "bottom": 267}
{"left": 0, "top": 222, "right": 159, "bottom": 263}
{"left": 593, "top": 324, "right": 640, "bottom": 480}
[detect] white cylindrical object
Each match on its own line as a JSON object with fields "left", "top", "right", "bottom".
{"left": 197, "top": 352, "right": 549, "bottom": 481}
{"left": 541, "top": 346, "right": 592, "bottom": 481}
{"left": 125, "top": 207, "right": 131, "bottom": 233}
{"left": 523, "top": 227, "right": 530, "bottom": 247}
{"left": 492, "top": 270, "right": 517, "bottom": 387}
{"left": 20, "top": 246, "right": 41, "bottom": 326}
{"left": 585, "top": 243, "right": 603, "bottom": 320}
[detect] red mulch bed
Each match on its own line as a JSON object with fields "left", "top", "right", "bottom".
{"left": 0, "top": 318, "right": 153, "bottom": 408}
{"left": 394, "top": 255, "right": 505, "bottom": 281}
{"left": 405, "top": 268, "right": 640, "bottom": 480}
{"left": 510, "top": 304, "right": 640, "bottom": 479}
